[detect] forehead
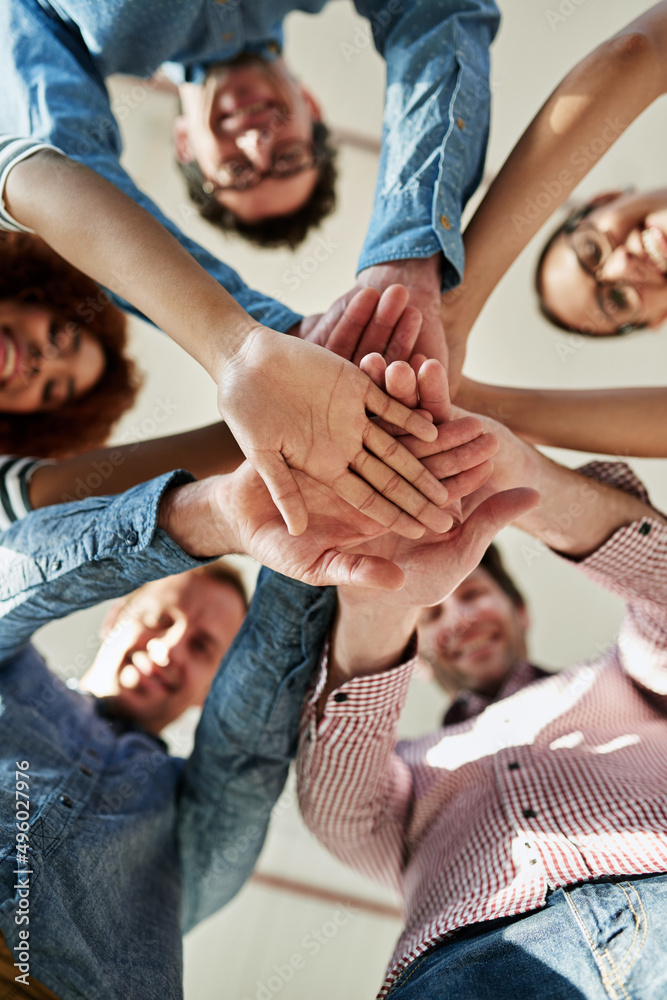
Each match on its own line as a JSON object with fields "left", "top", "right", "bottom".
{"left": 540, "top": 234, "right": 616, "bottom": 334}
{"left": 128, "top": 574, "right": 245, "bottom": 632}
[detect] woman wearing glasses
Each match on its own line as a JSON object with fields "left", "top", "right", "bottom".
{"left": 436, "top": 2, "right": 667, "bottom": 458}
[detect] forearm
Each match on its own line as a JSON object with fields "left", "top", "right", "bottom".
{"left": 0, "top": 471, "right": 208, "bottom": 660}
{"left": 319, "top": 594, "right": 418, "bottom": 710}
{"left": 4, "top": 150, "right": 256, "bottom": 376}
{"left": 456, "top": 380, "right": 667, "bottom": 458}
{"left": 516, "top": 449, "right": 666, "bottom": 557}
{"left": 180, "top": 569, "right": 335, "bottom": 929}
{"left": 446, "top": 3, "right": 667, "bottom": 347}
{"left": 29, "top": 423, "right": 244, "bottom": 509}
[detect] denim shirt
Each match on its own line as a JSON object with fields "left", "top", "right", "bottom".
{"left": 0, "top": 473, "right": 335, "bottom": 999}
{"left": 0, "top": 0, "right": 498, "bottom": 324}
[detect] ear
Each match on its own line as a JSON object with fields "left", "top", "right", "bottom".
{"left": 173, "top": 115, "right": 196, "bottom": 164}
{"left": 298, "top": 85, "right": 322, "bottom": 123}
{"left": 517, "top": 603, "right": 530, "bottom": 634}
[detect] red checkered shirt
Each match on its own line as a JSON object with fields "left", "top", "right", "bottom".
{"left": 297, "top": 464, "right": 667, "bottom": 997}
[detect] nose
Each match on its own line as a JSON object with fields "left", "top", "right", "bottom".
{"left": 235, "top": 128, "right": 273, "bottom": 169}
{"left": 598, "top": 244, "right": 648, "bottom": 286}
{"left": 147, "top": 624, "right": 187, "bottom": 669}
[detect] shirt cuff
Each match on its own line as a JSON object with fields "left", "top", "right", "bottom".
{"left": 309, "top": 633, "right": 418, "bottom": 720}
{"left": 0, "top": 137, "right": 62, "bottom": 233}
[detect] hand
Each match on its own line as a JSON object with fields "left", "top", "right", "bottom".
{"left": 298, "top": 256, "right": 446, "bottom": 368}
{"left": 215, "top": 326, "right": 453, "bottom": 539}
{"left": 337, "top": 360, "right": 539, "bottom": 609}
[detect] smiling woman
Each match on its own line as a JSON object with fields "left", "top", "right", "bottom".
{"left": 0, "top": 232, "right": 141, "bottom": 457}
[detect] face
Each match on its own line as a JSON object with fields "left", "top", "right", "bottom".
{"left": 174, "top": 56, "right": 320, "bottom": 222}
{"left": 540, "top": 189, "right": 667, "bottom": 334}
{"left": 418, "top": 568, "right": 528, "bottom": 699}
{"left": 87, "top": 572, "right": 247, "bottom": 734}
{"left": 0, "top": 302, "right": 105, "bottom": 412}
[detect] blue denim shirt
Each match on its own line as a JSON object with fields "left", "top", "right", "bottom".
{"left": 0, "top": 473, "right": 335, "bottom": 999}
{"left": 1, "top": 0, "right": 498, "bottom": 324}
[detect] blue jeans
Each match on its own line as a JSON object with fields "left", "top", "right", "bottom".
{"left": 387, "top": 874, "right": 667, "bottom": 999}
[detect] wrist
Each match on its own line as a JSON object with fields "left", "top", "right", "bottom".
{"left": 157, "top": 476, "right": 238, "bottom": 558}
{"left": 332, "top": 593, "right": 419, "bottom": 680}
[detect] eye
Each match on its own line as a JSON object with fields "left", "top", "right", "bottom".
{"left": 580, "top": 236, "right": 603, "bottom": 269}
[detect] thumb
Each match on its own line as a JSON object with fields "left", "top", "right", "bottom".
{"left": 251, "top": 452, "right": 309, "bottom": 536}
{"left": 458, "top": 488, "right": 540, "bottom": 564}
{"left": 316, "top": 550, "right": 406, "bottom": 590}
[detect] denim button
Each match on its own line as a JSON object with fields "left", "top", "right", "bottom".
{"left": 126, "top": 530, "right": 138, "bottom": 545}
{"left": 523, "top": 808, "right": 537, "bottom": 819}
{"left": 52, "top": 558, "right": 62, "bottom": 571}
{"left": 60, "top": 795, "right": 74, "bottom": 809}
{"left": 333, "top": 692, "right": 348, "bottom": 703}
{"left": 79, "top": 766, "right": 93, "bottom": 777}
{"left": 88, "top": 749, "right": 98, "bottom": 758}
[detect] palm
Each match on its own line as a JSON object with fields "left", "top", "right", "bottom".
{"left": 218, "top": 462, "right": 402, "bottom": 590}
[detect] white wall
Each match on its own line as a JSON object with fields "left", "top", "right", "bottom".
{"left": 33, "top": 0, "right": 667, "bottom": 996}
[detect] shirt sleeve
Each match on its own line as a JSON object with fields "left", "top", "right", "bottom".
{"left": 0, "top": 455, "right": 52, "bottom": 530}
{"left": 563, "top": 462, "right": 667, "bottom": 696}
{"left": 0, "top": 137, "right": 62, "bottom": 232}
{"left": 0, "top": 470, "right": 207, "bottom": 662}
{"left": 178, "top": 569, "right": 337, "bottom": 932}
{"left": 297, "top": 638, "right": 418, "bottom": 896}
{"left": 0, "top": 0, "right": 301, "bottom": 333}
{"left": 354, "top": 0, "right": 500, "bottom": 290}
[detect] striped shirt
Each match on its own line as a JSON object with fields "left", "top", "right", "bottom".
{"left": 0, "top": 136, "right": 60, "bottom": 233}
{"left": 297, "top": 463, "right": 667, "bottom": 998}
{"left": 0, "top": 456, "right": 48, "bottom": 530}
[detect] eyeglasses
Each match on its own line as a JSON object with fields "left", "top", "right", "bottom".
{"left": 564, "top": 209, "right": 643, "bottom": 334}
{"left": 202, "top": 139, "right": 321, "bottom": 194}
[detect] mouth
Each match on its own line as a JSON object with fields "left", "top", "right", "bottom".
{"left": 641, "top": 226, "right": 667, "bottom": 275}
{"left": 218, "top": 99, "right": 284, "bottom": 131}
{"left": 118, "top": 653, "right": 177, "bottom": 696}
{"left": 449, "top": 630, "right": 501, "bottom": 660}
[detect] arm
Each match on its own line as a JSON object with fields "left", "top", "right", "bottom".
{"left": 445, "top": 1, "right": 667, "bottom": 384}
{"left": 455, "top": 379, "right": 667, "bottom": 458}
{"left": 28, "top": 422, "right": 244, "bottom": 509}
{"left": 303, "top": 0, "right": 500, "bottom": 367}
{"left": 0, "top": 1, "right": 299, "bottom": 334}
{"left": 179, "top": 568, "right": 337, "bottom": 928}
{"left": 5, "top": 150, "right": 451, "bottom": 539}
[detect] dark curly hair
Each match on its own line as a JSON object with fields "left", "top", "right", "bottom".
{"left": 0, "top": 232, "right": 142, "bottom": 459}
{"left": 177, "top": 121, "right": 337, "bottom": 250}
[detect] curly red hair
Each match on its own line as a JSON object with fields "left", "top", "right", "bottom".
{"left": 0, "top": 232, "right": 141, "bottom": 458}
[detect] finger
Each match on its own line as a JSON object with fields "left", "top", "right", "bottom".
{"left": 351, "top": 285, "right": 410, "bottom": 366}
{"left": 409, "top": 353, "right": 427, "bottom": 376}
{"left": 333, "top": 470, "right": 428, "bottom": 540}
{"left": 366, "top": 381, "right": 438, "bottom": 443}
{"left": 440, "top": 460, "right": 494, "bottom": 504}
{"left": 363, "top": 421, "right": 450, "bottom": 507}
{"left": 417, "top": 358, "right": 451, "bottom": 423}
{"left": 252, "top": 452, "right": 309, "bottom": 536}
{"left": 397, "top": 416, "right": 486, "bottom": 460}
{"left": 457, "top": 488, "right": 540, "bottom": 560}
{"left": 385, "top": 360, "right": 419, "bottom": 409}
{"left": 383, "top": 305, "right": 423, "bottom": 365}
{"left": 325, "top": 287, "right": 381, "bottom": 360}
{"left": 359, "top": 352, "right": 387, "bottom": 390}
{"left": 421, "top": 430, "right": 498, "bottom": 479}
{"left": 313, "top": 550, "right": 405, "bottom": 590}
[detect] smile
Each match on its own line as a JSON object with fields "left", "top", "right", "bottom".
{"left": 641, "top": 227, "right": 667, "bottom": 275}
{"left": 0, "top": 326, "right": 19, "bottom": 386}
